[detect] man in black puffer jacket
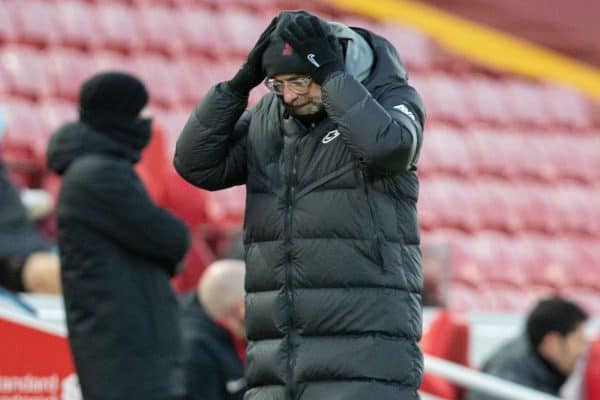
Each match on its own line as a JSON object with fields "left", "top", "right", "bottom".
{"left": 47, "top": 72, "right": 190, "bottom": 400}
{"left": 175, "top": 11, "right": 425, "bottom": 400}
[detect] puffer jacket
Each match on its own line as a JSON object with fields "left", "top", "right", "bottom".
{"left": 47, "top": 121, "right": 190, "bottom": 400}
{"left": 175, "top": 15, "right": 425, "bottom": 400}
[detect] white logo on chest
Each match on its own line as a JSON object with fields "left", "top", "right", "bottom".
{"left": 322, "top": 129, "right": 340, "bottom": 144}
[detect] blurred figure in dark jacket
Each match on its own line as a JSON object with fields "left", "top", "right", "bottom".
{"left": 467, "top": 297, "right": 589, "bottom": 400}
{"left": 0, "top": 109, "right": 59, "bottom": 294}
{"left": 47, "top": 72, "right": 190, "bottom": 400}
{"left": 180, "top": 259, "right": 246, "bottom": 400}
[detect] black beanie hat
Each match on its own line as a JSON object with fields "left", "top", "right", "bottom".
{"left": 79, "top": 71, "right": 149, "bottom": 125}
{"left": 262, "top": 36, "right": 314, "bottom": 77}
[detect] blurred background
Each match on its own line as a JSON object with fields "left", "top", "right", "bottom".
{"left": 1, "top": 0, "right": 600, "bottom": 398}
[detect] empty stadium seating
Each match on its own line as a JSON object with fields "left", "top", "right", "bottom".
{"left": 56, "top": 1, "right": 103, "bottom": 50}
{"left": 1, "top": 0, "right": 599, "bottom": 311}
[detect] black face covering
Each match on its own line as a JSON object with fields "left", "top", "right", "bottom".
{"left": 80, "top": 109, "right": 152, "bottom": 152}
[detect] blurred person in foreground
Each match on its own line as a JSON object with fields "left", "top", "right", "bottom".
{"left": 175, "top": 10, "right": 425, "bottom": 400}
{"left": 467, "top": 297, "right": 589, "bottom": 399}
{"left": 0, "top": 109, "right": 60, "bottom": 295}
{"left": 47, "top": 72, "right": 190, "bottom": 400}
{"left": 180, "top": 259, "right": 246, "bottom": 400}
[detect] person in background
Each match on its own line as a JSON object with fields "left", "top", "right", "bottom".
{"left": 467, "top": 297, "right": 589, "bottom": 399}
{"left": 175, "top": 9, "right": 425, "bottom": 399}
{"left": 46, "top": 72, "right": 190, "bottom": 400}
{"left": 0, "top": 107, "right": 60, "bottom": 294}
{"left": 180, "top": 259, "right": 246, "bottom": 400}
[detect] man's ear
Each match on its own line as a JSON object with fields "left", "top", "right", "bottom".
{"left": 539, "top": 331, "right": 562, "bottom": 356}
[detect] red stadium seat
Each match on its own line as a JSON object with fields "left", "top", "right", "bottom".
{"left": 483, "top": 284, "right": 531, "bottom": 312}
{"left": 91, "top": 50, "right": 136, "bottom": 75}
{"left": 97, "top": 3, "right": 143, "bottom": 53}
{"left": 220, "top": 9, "right": 268, "bottom": 57}
{"left": 420, "top": 124, "right": 473, "bottom": 177}
{"left": 515, "top": 236, "right": 569, "bottom": 290}
{"left": 470, "top": 233, "right": 525, "bottom": 287}
{"left": 132, "top": 0, "right": 195, "bottom": 7}
{"left": 0, "top": 3, "right": 17, "bottom": 44}
{"left": 445, "top": 236, "right": 484, "bottom": 288}
{"left": 133, "top": 54, "right": 183, "bottom": 108}
{"left": 177, "top": 57, "right": 221, "bottom": 106}
{"left": 413, "top": 74, "right": 471, "bottom": 126}
{"left": 513, "top": 184, "right": 560, "bottom": 234}
{"left": 138, "top": 6, "right": 185, "bottom": 56}
{"left": 38, "top": 99, "right": 78, "bottom": 136}
{"left": 467, "top": 129, "right": 523, "bottom": 180}
{"left": 0, "top": 45, "right": 52, "bottom": 100}
{"left": 565, "top": 240, "right": 600, "bottom": 290}
{"left": 553, "top": 185, "right": 596, "bottom": 236}
{"left": 10, "top": 0, "right": 61, "bottom": 46}
{"left": 47, "top": 48, "right": 94, "bottom": 100}
{"left": 446, "top": 283, "right": 494, "bottom": 312}
{"left": 56, "top": 1, "right": 102, "bottom": 50}
{"left": 575, "top": 135, "right": 600, "bottom": 183}
{"left": 179, "top": 7, "right": 222, "bottom": 58}
{"left": 466, "top": 77, "right": 512, "bottom": 127}
{"left": 551, "top": 134, "right": 598, "bottom": 183}
{"left": 1, "top": 99, "right": 47, "bottom": 172}
{"left": 473, "top": 180, "right": 522, "bottom": 233}
{"left": 543, "top": 85, "right": 592, "bottom": 130}
{"left": 515, "top": 134, "right": 558, "bottom": 182}
{"left": 158, "top": 108, "right": 190, "bottom": 156}
{"left": 418, "top": 178, "right": 480, "bottom": 232}
{"left": 504, "top": 80, "right": 549, "bottom": 130}
{"left": 380, "top": 23, "right": 435, "bottom": 72}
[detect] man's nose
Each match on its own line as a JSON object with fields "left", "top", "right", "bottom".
{"left": 282, "top": 86, "right": 298, "bottom": 104}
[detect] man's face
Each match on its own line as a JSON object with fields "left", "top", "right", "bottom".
{"left": 271, "top": 74, "right": 323, "bottom": 116}
{"left": 551, "top": 324, "right": 588, "bottom": 375}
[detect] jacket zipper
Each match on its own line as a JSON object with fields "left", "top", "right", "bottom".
{"left": 360, "top": 170, "right": 384, "bottom": 268}
{"left": 284, "top": 134, "right": 299, "bottom": 400}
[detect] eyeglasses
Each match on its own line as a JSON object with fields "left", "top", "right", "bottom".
{"left": 264, "top": 76, "right": 312, "bottom": 95}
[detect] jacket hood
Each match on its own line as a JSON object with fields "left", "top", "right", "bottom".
{"left": 328, "top": 22, "right": 374, "bottom": 83}
{"left": 47, "top": 121, "right": 150, "bottom": 175}
{"left": 350, "top": 27, "right": 408, "bottom": 90}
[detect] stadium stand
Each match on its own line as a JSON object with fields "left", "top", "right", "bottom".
{"left": 1, "top": 0, "right": 599, "bottom": 313}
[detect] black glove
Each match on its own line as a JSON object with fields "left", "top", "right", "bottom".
{"left": 279, "top": 15, "right": 344, "bottom": 85}
{"left": 228, "top": 17, "right": 278, "bottom": 96}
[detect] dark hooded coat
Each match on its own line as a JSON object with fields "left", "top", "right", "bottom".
{"left": 47, "top": 121, "right": 189, "bottom": 400}
{"left": 174, "top": 13, "right": 425, "bottom": 400}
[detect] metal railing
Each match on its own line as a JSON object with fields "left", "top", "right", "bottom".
{"left": 424, "top": 355, "right": 561, "bottom": 400}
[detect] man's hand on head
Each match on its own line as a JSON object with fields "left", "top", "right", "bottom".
{"left": 228, "top": 16, "right": 279, "bottom": 96}
{"left": 279, "top": 15, "right": 344, "bottom": 85}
